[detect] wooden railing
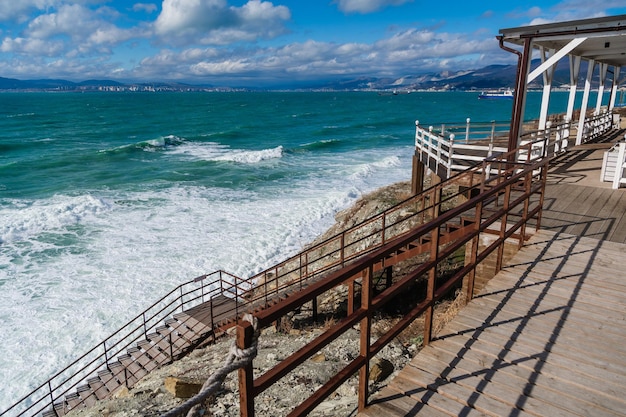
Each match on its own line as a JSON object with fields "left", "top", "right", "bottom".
{"left": 226, "top": 142, "right": 551, "bottom": 417}
{"left": 1, "top": 143, "right": 500, "bottom": 417}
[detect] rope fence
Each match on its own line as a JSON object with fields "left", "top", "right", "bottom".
{"left": 160, "top": 314, "right": 260, "bottom": 417}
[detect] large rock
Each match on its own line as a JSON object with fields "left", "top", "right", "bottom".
{"left": 369, "top": 358, "right": 394, "bottom": 382}
{"left": 164, "top": 376, "right": 204, "bottom": 398}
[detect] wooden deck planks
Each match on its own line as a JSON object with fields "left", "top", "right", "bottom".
{"left": 360, "top": 230, "right": 626, "bottom": 417}
{"left": 539, "top": 183, "right": 626, "bottom": 243}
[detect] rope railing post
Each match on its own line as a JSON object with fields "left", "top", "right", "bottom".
{"left": 160, "top": 315, "right": 259, "bottom": 417}
{"left": 237, "top": 320, "right": 255, "bottom": 417}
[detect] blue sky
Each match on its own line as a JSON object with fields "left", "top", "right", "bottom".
{"left": 1, "top": 0, "right": 625, "bottom": 86}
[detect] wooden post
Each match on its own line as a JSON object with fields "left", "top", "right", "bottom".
{"left": 424, "top": 225, "right": 440, "bottom": 346}
{"left": 237, "top": 321, "right": 255, "bottom": 417}
{"left": 411, "top": 152, "right": 424, "bottom": 196}
{"left": 312, "top": 296, "right": 318, "bottom": 322}
{"left": 464, "top": 201, "right": 482, "bottom": 304}
{"left": 347, "top": 278, "right": 355, "bottom": 315}
{"left": 358, "top": 265, "right": 373, "bottom": 411}
{"left": 495, "top": 183, "right": 512, "bottom": 273}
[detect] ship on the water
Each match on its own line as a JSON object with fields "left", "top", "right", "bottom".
{"left": 478, "top": 88, "right": 514, "bottom": 99}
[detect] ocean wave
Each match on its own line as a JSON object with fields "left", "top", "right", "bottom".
{"left": 168, "top": 142, "right": 284, "bottom": 164}
{"left": 6, "top": 112, "right": 35, "bottom": 118}
{"left": 348, "top": 155, "right": 402, "bottom": 181}
{"left": 298, "top": 139, "right": 341, "bottom": 151}
{"left": 99, "top": 135, "right": 185, "bottom": 155}
{"left": 0, "top": 195, "right": 113, "bottom": 244}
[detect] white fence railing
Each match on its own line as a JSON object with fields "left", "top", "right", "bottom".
{"left": 416, "top": 110, "right": 618, "bottom": 179}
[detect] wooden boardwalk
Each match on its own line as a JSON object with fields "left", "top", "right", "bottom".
{"left": 539, "top": 133, "right": 626, "bottom": 244}
{"left": 360, "top": 136, "right": 626, "bottom": 416}
{"left": 360, "top": 229, "right": 626, "bottom": 416}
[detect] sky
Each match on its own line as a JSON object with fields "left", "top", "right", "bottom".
{"left": 1, "top": 0, "right": 626, "bottom": 87}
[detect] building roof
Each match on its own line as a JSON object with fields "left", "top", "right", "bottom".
{"left": 499, "top": 14, "right": 626, "bottom": 67}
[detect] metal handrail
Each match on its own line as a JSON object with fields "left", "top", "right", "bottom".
{"left": 232, "top": 141, "right": 551, "bottom": 417}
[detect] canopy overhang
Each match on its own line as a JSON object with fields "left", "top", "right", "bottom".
{"left": 498, "top": 14, "right": 626, "bottom": 151}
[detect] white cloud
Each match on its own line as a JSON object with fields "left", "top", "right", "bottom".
{"left": 0, "top": 0, "right": 54, "bottom": 22}
{"left": 7, "top": 4, "right": 139, "bottom": 58}
{"left": 335, "top": 0, "right": 412, "bottom": 14}
{"left": 133, "top": 3, "right": 158, "bottom": 14}
{"left": 0, "top": 36, "right": 64, "bottom": 56}
{"left": 154, "top": 0, "right": 290, "bottom": 45}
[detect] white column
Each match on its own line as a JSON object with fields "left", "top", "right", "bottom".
{"left": 595, "top": 63, "right": 608, "bottom": 114}
{"left": 576, "top": 59, "right": 595, "bottom": 146}
{"left": 566, "top": 56, "right": 581, "bottom": 122}
{"left": 538, "top": 47, "right": 556, "bottom": 130}
{"left": 609, "top": 66, "right": 621, "bottom": 110}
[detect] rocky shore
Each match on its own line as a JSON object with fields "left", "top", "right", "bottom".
{"left": 68, "top": 179, "right": 465, "bottom": 417}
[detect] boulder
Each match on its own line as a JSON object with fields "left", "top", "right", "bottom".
{"left": 369, "top": 358, "right": 394, "bottom": 382}
{"left": 164, "top": 376, "right": 204, "bottom": 398}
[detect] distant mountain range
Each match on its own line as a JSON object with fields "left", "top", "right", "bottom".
{"left": 0, "top": 60, "right": 598, "bottom": 92}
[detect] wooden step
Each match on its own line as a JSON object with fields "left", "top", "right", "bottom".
{"left": 87, "top": 376, "right": 109, "bottom": 400}
{"left": 97, "top": 368, "right": 121, "bottom": 393}
{"left": 77, "top": 384, "right": 97, "bottom": 408}
{"left": 117, "top": 354, "right": 144, "bottom": 387}
{"left": 53, "top": 400, "right": 68, "bottom": 416}
{"left": 137, "top": 339, "right": 170, "bottom": 366}
{"left": 128, "top": 346, "right": 159, "bottom": 372}
{"left": 155, "top": 325, "right": 188, "bottom": 357}
{"left": 65, "top": 393, "right": 81, "bottom": 410}
{"left": 164, "top": 317, "right": 200, "bottom": 343}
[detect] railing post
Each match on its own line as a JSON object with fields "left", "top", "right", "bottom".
{"left": 235, "top": 274, "right": 239, "bottom": 318}
{"left": 142, "top": 312, "right": 147, "bottom": 339}
{"left": 424, "top": 224, "right": 440, "bottom": 346}
{"left": 544, "top": 121, "right": 552, "bottom": 158}
{"left": 340, "top": 233, "right": 345, "bottom": 266}
{"left": 237, "top": 320, "right": 255, "bottom": 417}
{"left": 495, "top": 183, "right": 512, "bottom": 273}
{"left": 358, "top": 265, "right": 373, "bottom": 411}
{"left": 519, "top": 171, "right": 532, "bottom": 249}
{"left": 448, "top": 133, "right": 455, "bottom": 178}
{"left": 48, "top": 381, "right": 55, "bottom": 412}
{"left": 465, "top": 200, "right": 483, "bottom": 304}
{"left": 490, "top": 120, "right": 496, "bottom": 143}
{"left": 465, "top": 118, "right": 471, "bottom": 143}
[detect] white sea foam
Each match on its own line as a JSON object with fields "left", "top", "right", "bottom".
{"left": 0, "top": 145, "right": 412, "bottom": 411}
{"left": 0, "top": 195, "right": 113, "bottom": 244}
{"left": 167, "top": 142, "right": 283, "bottom": 164}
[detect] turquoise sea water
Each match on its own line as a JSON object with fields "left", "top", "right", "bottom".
{"left": 0, "top": 90, "right": 598, "bottom": 410}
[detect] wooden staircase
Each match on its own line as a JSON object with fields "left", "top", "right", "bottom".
{"left": 43, "top": 215, "right": 479, "bottom": 416}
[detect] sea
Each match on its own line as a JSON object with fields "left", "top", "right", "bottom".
{"left": 0, "top": 90, "right": 599, "bottom": 410}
